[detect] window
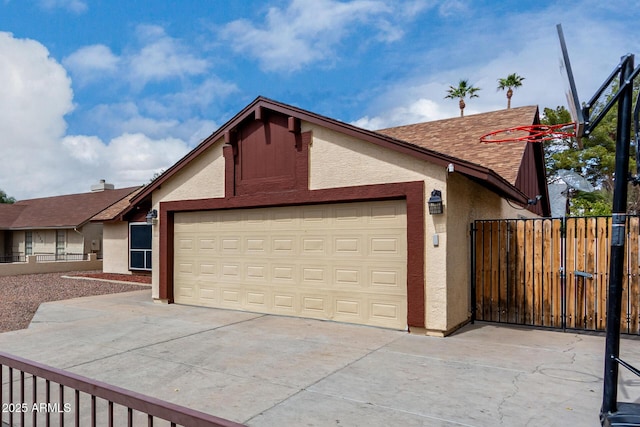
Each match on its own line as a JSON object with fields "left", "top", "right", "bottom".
{"left": 25, "top": 231, "right": 32, "bottom": 256}
{"left": 129, "top": 223, "right": 152, "bottom": 270}
{"left": 56, "top": 230, "right": 66, "bottom": 260}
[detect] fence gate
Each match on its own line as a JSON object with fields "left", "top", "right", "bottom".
{"left": 472, "top": 216, "right": 640, "bottom": 334}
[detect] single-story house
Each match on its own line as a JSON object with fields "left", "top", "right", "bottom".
{"left": 0, "top": 181, "right": 140, "bottom": 262}
{"left": 105, "top": 97, "right": 549, "bottom": 336}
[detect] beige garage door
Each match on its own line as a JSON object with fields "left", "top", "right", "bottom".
{"left": 173, "top": 200, "right": 408, "bottom": 329}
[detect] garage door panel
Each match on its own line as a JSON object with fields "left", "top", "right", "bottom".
{"left": 301, "top": 235, "right": 328, "bottom": 255}
{"left": 271, "top": 264, "right": 296, "bottom": 282}
{"left": 272, "top": 237, "right": 296, "bottom": 253}
{"left": 334, "top": 267, "right": 362, "bottom": 287}
{"left": 174, "top": 200, "right": 408, "bottom": 329}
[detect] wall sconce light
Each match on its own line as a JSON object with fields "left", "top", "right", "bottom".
{"left": 146, "top": 209, "right": 158, "bottom": 224}
{"left": 428, "top": 190, "right": 444, "bottom": 215}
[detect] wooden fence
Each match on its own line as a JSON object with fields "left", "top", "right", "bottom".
{"left": 472, "top": 216, "right": 640, "bottom": 334}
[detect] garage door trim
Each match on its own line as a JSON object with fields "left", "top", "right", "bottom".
{"left": 158, "top": 180, "right": 425, "bottom": 327}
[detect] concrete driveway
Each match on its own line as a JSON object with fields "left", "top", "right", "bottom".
{"left": 0, "top": 289, "right": 639, "bottom": 426}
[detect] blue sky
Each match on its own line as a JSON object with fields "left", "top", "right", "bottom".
{"left": 1, "top": 0, "right": 639, "bottom": 199}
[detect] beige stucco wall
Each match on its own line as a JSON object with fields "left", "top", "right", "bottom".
{"left": 150, "top": 140, "right": 226, "bottom": 298}
{"left": 79, "top": 223, "right": 103, "bottom": 255}
{"left": 445, "top": 172, "right": 539, "bottom": 331}
{"left": 102, "top": 222, "right": 131, "bottom": 274}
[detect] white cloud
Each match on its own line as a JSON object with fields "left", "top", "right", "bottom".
{"left": 62, "top": 44, "right": 120, "bottom": 84}
{"left": 38, "top": 0, "right": 87, "bottom": 13}
{"left": 0, "top": 32, "right": 193, "bottom": 199}
{"left": 84, "top": 101, "right": 217, "bottom": 146}
{"left": 61, "top": 133, "right": 190, "bottom": 187}
{"left": 352, "top": 98, "right": 449, "bottom": 130}
{"left": 220, "top": 0, "right": 410, "bottom": 72}
{"left": 63, "top": 25, "right": 209, "bottom": 89}
{"left": 438, "top": 0, "right": 469, "bottom": 17}
{"left": 127, "top": 25, "right": 209, "bottom": 87}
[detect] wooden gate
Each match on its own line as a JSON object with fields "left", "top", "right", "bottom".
{"left": 472, "top": 216, "right": 640, "bottom": 334}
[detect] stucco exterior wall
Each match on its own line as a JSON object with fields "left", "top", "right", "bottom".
{"left": 102, "top": 222, "right": 131, "bottom": 274}
{"left": 445, "top": 173, "right": 540, "bottom": 331}
{"left": 150, "top": 140, "right": 226, "bottom": 298}
{"left": 79, "top": 223, "right": 103, "bottom": 255}
{"left": 153, "top": 141, "right": 226, "bottom": 204}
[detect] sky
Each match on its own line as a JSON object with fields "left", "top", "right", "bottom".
{"left": 1, "top": 0, "right": 639, "bottom": 199}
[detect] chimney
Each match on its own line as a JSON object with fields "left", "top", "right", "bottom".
{"left": 91, "top": 179, "right": 115, "bottom": 192}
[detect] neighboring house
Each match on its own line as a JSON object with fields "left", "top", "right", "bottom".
{"left": 105, "top": 97, "right": 549, "bottom": 336}
{"left": 90, "top": 186, "right": 151, "bottom": 274}
{"left": 0, "top": 181, "right": 140, "bottom": 263}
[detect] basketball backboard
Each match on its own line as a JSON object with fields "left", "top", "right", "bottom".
{"left": 557, "top": 24, "right": 585, "bottom": 139}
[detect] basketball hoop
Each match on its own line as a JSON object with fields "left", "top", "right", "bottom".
{"left": 479, "top": 123, "right": 577, "bottom": 144}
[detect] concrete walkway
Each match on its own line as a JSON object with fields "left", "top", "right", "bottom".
{"left": 0, "top": 289, "right": 639, "bottom": 426}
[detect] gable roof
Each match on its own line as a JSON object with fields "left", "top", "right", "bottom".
{"left": 377, "top": 106, "right": 539, "bottom": 185}
{"left": 0, "top": 186, "right": 141, "bottom": 230}
{"left": 90, "top": 186, "right": 145, "bottom": 222}
{"left": 129, "top": 97, "right": 537, "bottom": 210}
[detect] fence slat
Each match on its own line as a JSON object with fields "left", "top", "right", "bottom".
{"left": 552, "top": 219, "right": 563, "bottom": 328}
{"left": 628, "top": 217, "right": 639, "bottom": 334}
{"left": 622, "top": 217, "right": 631, "bottom": 334}
{"left": 597, "top": 217, "right": 610, "bottom": 330}
{"left": 482, "top": 223, "right": 492, "bottom": 321}
{"left": 474, "top": 222, "right": 485, "bottom": 321}
{"left": 542, "top": 220, "right": 553, "bottom": 326}
{"left": 490, "top": 223, "right": 500, "bottom": 321}
{"left": 585, "top": 217, "right": 597, "bottom": 330}
{"left": 498, "top": 222, "right": 508, "bottom": 322}
{"left": 507, "top": 221, "right": 518, "bottom": 324}
{"left": 516, "top": 221, "right": 526, "bottom": 324}
{"left": 575, "top": 218, "right": 587, "bottom": 330}
{"left": 565, "top": 219, "right": 577, "bottom": 329}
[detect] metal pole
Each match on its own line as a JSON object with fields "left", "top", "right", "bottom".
{"left": 601, "top": 54, "right": 635, "bottom": 419}
{"left": 470, "top": 222, "right": 477, "bottom": 323}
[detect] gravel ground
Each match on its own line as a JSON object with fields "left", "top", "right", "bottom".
{"left": 0, "top": 271, "right": 151, "bottom": 333}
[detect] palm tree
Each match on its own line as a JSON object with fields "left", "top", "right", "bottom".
{"left": 445, "top": 79, "right": 481, "bottom": 117}
{"left": 497, "top": 73, "right": 525, "bottom": 109}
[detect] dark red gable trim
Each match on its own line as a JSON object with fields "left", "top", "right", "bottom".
{"left": 158, "top": 181, "right": 426, "bottom": 328}
{"left": 125, "top": 97, "right": 529, "bottom": 217}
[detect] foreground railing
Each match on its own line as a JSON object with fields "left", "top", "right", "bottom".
{"left": 35, "top": 253, "right": 87, "bottom": 262}
{"left": 0, "top": 255, "right": 25, "bottom": 264}
{"left": 0, "top": 351, "right": 245, "bottom": 427}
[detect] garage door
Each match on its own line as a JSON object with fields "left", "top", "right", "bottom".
{"left": 173, "top": 200, "right": 408, "bottom": 329}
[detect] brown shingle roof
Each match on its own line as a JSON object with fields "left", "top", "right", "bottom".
{"left": 0, "top": 186, "right": 141, "bottom": 229}
{"left": 91, "top": 186, "right": 145, "bottom": 222}
{"left": 377, "top": 106, "right": 539, "bottom": 185}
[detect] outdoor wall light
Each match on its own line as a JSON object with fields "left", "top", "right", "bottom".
{"left": 428, "top": 190, "right": 444, "bottom": 215}
{"left": 146, "top": 209, "right": 158, "bottom": 224}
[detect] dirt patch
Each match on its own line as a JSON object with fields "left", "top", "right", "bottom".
{"left": 0, "top": 271, "right": 150, "bottom": 333}
{"left": 70, "top": 272, "right": 151, "bottom": 284}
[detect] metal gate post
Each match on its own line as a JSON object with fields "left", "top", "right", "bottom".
{"left": 601, "top": 53, "right": 634, "bottom": 420}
